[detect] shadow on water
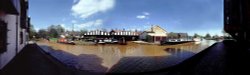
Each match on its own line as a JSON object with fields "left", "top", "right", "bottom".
{"left": 164, "top": 48, "right": 195, "bottom": 58}
{"left": 39, "top": 45, "right": 108, "bottom": 75}
{"left": 107, "top": 48, "right": 196, "bottom": 74}
{"left": 39, "top": 44, "right": 199, "bottom": 74}
{"left": 162, "top": 40, "right": 250, "bottom": 75}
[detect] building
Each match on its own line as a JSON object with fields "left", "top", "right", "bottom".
{"left": 84, "top": 29, "right": 140, "bottom": 41}
{"left": 0, "top": 0, "right": 29, "bottom": 69}
{"left": 167, "top": 32, "right": 189, "bottom": 41}
{"left": 139, "top": 25, "right": 168, "bottom": 43}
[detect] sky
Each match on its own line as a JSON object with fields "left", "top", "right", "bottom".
{"left": 29, "top": 0, "right": 223, "bottom": 36}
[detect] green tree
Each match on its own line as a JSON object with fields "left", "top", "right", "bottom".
{"left": 80, "top": 29, "right": 88, "bottom": 35}
{"left": 47, "top": 25, "right": 65, "bottom": 38}
{"left": 205, "top": 33, "right": 211, "bottom": 39}
{"left": 38, "top": 29, "right": 48, "bottom": 38}
{"left": 48, "top": 28, "right": 58, "bottom": 38}
{"left": 29, "top": 24, "right": 37, "bottom": 39}
{"left": 55, "top": 25, "right": 65, "bottom": 34}
{"left": 193, "top": 33, "right": 201, "bottom": 38}
{"left": 212, "top": 34, "right": 219, "bottom": 39}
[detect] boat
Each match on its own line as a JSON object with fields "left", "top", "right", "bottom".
{"left": 97, "top": 39, "right": 105, "bottom": 45}
{"left": 67, "top": 40, "right": 76, "bottom": 45}
{"left": 193, "top": 37, "right": 202, "bottom": 42}
{"left": 95, "top": 38, "right": 119, "bottom": 44}
{"left": 160, "top": 39, "right": 193, "bottom": 45}
{"left": 103, "top": 38, "right": 118, "bottom": 44}
{"left": 111, "top": 39, "right": 119, "bottom": 44}
{"left": 57, "top": 38, "right": 76, "bottom": 45}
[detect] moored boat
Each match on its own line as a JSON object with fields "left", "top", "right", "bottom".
{"left": 160, "top": 39, "right": 193, "bottom": 45}
{"left": 57, "top": 38, "right": 76, "bottom": 45}
{"left": 193, "top": 37, "right": 202, "bottom": 42}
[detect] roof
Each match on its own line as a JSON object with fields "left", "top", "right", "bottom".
{"left": 153, "top": 25, "right": 167, "bottom": 32}
{"left": 146, "top": 25, "right": 167, "bottom": 33}
{"left": 139, "top": 25, "right": 168, "bottom": 36}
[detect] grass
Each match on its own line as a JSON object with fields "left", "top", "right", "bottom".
{"left": 49, "top": 38, "right": 58, "bottom": 42}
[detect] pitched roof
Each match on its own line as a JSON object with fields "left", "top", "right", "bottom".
{"left": 145, "top": 25, "right": 167, "bottom": 33}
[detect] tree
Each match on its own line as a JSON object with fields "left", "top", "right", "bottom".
{"left": 212, "top": 34, "right": 219, "bottom": 39}
{"left": 193, "top": 33, "right": 201, "bottom": 38}
{"left": 80, "top": 29, "right": 88, "bottom": 35}
{"left": 38, "top": 29, "right": 48, "bottom": 38}
{"left": 205, "top": 33, "right": 211, "bottom": 39}
{"left": 29, "top": 24, "right": 37, "bottom": 39}
{"left": 55, "top": 25, "right": 65, "bottom": 34}
{"left": 48, "top": 27, "right": 58, "bottom": 38}
{"left": 47, "top": 25, "right": 65, "bottom": 38}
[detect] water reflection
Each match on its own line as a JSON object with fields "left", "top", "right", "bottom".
{"left": 37, "top": 40, "right": 216, "bottom": 73}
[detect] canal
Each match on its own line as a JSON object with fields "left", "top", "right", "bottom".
{"left": 37, "top": 40, "right": 216, "bottom": 73}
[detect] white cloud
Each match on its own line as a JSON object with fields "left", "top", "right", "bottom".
{"left": 71, "top": 20, "right": 77, "bottom": 23}
{"left": 136, "top": 12, "right": 150, "bottom": 19}
{"left": 143, "top": 12, "right": 150, "bottom": 15}
{"left": 73, "top": 0, "right": 79, "bottom": 4}
{"left": 75, "top": 19, "right": 103, "bottom": 30}
{"left": 136, "top": 15, "right": 146, "bottom": 19}
{"left": 71, "top": 0, "right": 115, "bottom": 19}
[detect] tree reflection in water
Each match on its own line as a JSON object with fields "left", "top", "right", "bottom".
{"left": 37, "top": 40, "right": 216, "bottom": 73}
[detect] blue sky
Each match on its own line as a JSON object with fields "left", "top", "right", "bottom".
{"left": 29, "top": 0, "right": 223, "bottom": 36}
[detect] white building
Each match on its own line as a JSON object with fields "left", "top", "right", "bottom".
{"left": 0, "top": 0, "right": 29, "bottom": 69}
{"left": 84, "top": 30, "right": 140, "bottom": 36}
{"left": 139, "top": 25, "right": 168, "bottom": 43}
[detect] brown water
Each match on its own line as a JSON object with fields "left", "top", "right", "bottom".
{"left": 37, "top": 40, "right": 216, "bottom": 73}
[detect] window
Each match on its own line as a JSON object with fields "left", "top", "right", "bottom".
{"left": 0, "top": 20, "right": 7, "bottom": 53}
{"left": 20, "top": 32, "right": 23, "bottom": 44}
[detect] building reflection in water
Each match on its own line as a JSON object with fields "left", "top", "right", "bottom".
{"left": 37, "top": 40, "right": 216, "bottom": 73}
